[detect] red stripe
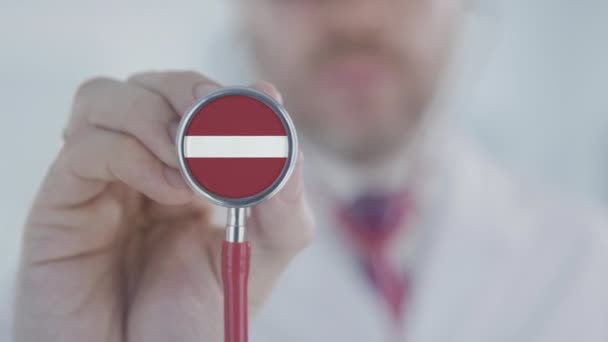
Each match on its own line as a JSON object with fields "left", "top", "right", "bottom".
{"left": 186, "top": 95, "right": 287, "bottom": 136}
{"left": 185, "top": 158, "right": 287, "bottom": 198}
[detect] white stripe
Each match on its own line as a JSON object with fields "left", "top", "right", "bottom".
{"left": 184, "top": 136, "right": 288, "bottom": 158}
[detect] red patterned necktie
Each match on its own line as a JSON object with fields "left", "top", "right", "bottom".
{"left": 336, "top": 190, "right": 411, "bottom": 326}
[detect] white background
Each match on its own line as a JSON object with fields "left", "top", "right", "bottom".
{"left": 0, "top": 0, "right": 607, "bottom": 338}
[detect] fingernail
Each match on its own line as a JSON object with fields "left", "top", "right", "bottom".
{"left": 194, "top": 82, "right": 220, "bottom": 99}
{"left": 253, "top": 81, "right": 283, "bottom": 103}
{"left": 278, "top": 151, "right": 304, "bottom": 203}
{"left": 273, "top": 88, "right": 283, "bottom": 104}
{"left": 163, "top": 167, "right": 189, "bottom": 189}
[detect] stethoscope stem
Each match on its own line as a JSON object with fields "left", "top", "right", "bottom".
{"left": 226, "top": 207, "right": 247, "bottom": 242}
{"left": 223, "top": 207, "right": 251, "bottom": 342}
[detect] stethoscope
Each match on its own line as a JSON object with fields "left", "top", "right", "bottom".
{"left": 175, "top": 86, "right": 298, "bottom": 342}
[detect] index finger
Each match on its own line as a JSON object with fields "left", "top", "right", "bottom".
{"left": 127, "top": 70, "right": 222, "bottom": 116}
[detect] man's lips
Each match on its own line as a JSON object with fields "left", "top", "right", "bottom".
{"left": 322, "top": 55, "right": 393, "bottom": 91}
{"left": 316, "top": 55, "right": 398, "bottom": 122}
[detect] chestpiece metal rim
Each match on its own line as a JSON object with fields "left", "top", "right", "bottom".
{"left": 176, "top": 86, "right": 298, "bottom": 208}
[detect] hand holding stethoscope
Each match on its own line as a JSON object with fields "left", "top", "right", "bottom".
{"left": 176, "top": 85, "right": 310, "bottom": 342}
{"left": 13, "top": 72, "right": 313, "bottom": 342}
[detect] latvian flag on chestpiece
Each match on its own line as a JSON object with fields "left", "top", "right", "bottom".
{"left": 182, "top": 95, "right": 288, "bottom": 199}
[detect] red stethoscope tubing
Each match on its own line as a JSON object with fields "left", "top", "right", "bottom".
{"left": 222, "top": 240, "right": 251, "bottom": 342}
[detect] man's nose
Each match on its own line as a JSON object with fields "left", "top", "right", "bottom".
{"left": 322, "top": 0, "right": 390, "bottom": 38}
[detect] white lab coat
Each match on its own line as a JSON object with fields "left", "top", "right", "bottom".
{"left": 251, "top": 126, "right": 608, "bottom": 342}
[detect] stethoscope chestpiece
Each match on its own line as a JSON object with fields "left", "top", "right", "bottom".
{"left": 176, "top": 86, "right": 298, "bottom": 209}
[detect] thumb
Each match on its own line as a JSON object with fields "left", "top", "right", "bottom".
{"left": 247, "top": 152, "right": 315, "bottom": 302}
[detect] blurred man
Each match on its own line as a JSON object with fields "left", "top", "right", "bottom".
{"left": 12, "top": 0, "right": 608, "bottom": 341}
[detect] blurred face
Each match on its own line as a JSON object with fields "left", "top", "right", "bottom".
{"left": 241, "top": 0, "right": 463, "bottom": 162}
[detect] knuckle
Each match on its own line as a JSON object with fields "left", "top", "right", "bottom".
{"left": 119, "top": 80, "right": 172, "bottom": 119}
{"left": 90, "top": 194, "right": 126, "bottom": 241}
{"left": 51, "top": 143, "right": 76, "bottom": 175}
{"left": 72, "top": 76, "right": 117, "bottom": 122}
{"left": 166, "top": 70, "right": 204, "bottom": 82}
{"left": 115, "top": 135, "right": 159, "bottom": 178}
{"left": 117, "top": 134, "right": 143, "bottom": 157}
{"left": 139, "top": 92, "right": 170, "bottom": 119}
{"left": 126, "top": 94, "right": 171, "bottom": 136}
{"left": 54, "top": 139, "right": 92, "bottom": 180}
{"left": 158, "top": 70, "right": 210, "bottom": 89}
{"left": 147, "top": 90, "right": 170, "bottom": 109}
{"left": 110, "top": 135, "right": 155, "bottom": 184}
{"left": 125, "top": 90, "right": 157, "bottom": 117}
{"left": 58, "top": 138, "right": 82, "bottom": 163}
{"left": 74, "top": 76, "right": 114, "bottom": 101}
{"left": 126, "top": 70, "right": 156, "bottom": 83}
